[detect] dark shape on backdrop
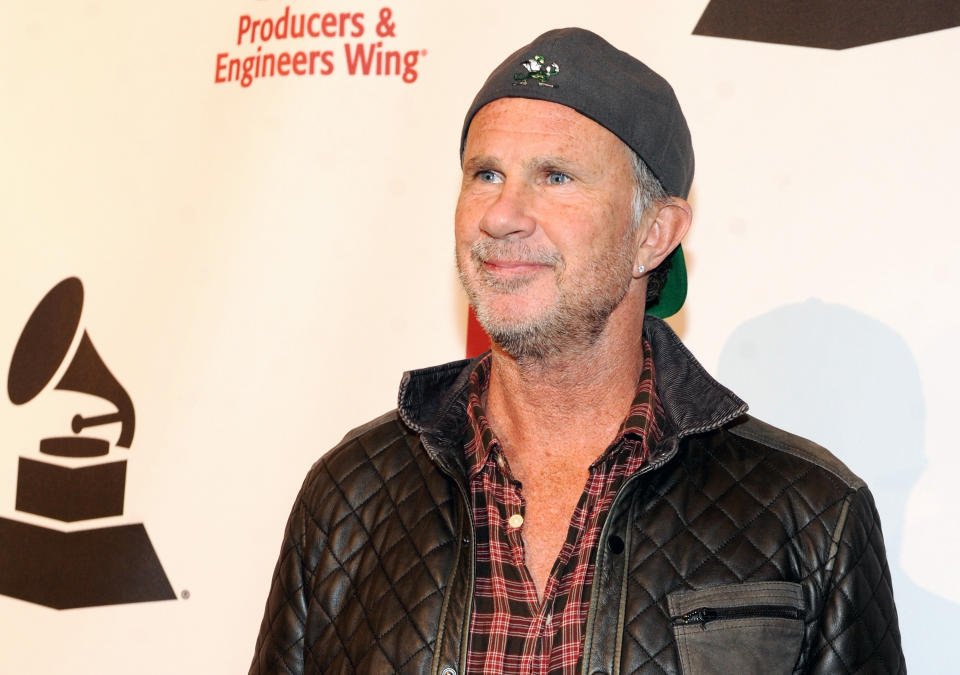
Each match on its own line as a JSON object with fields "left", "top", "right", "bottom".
{"left": 0, "top": 277, "right": 175, "bottom": 609}
{"left": 694, "top": 0, "right": 960, "bottom": 49}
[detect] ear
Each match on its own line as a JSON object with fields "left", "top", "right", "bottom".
{"left": 633, "top": 198, "right": 692, "bottom": 277}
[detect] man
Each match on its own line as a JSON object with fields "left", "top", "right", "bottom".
{"left": 250, "top": 28, "right": 904, "bottom": 674}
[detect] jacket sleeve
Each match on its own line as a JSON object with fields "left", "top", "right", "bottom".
{"left": 249, "top": 495, "right": 310, "bottom": 675}
{"left": 807, "top": 487, "right": 906, "bottom": 674}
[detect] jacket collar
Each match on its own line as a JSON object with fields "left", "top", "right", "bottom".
{"left": 641, "top": 315, "right": 748, "bottom": 439}
{"left": 397, "top": 316, "right": 748, "bottom": 476}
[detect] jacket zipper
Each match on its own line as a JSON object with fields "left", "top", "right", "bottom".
{"left": 427, "top": 446, "right": 476, "bottom": 675}
{"left": 671, "top": 604, "right": 803, "bottom": 628}
{"left": 580, "top": 445, "right": 681, "bottom": 675}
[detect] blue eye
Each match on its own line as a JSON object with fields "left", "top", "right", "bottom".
{"left": 547, "top": 172, "right": 570, "bottom": 185}
{"left": 478, "top": 170, "right": 502, "bottom": 183}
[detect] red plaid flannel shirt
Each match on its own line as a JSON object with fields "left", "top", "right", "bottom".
{"left": 463, "top": 340, "right": 664, "bottom": 674}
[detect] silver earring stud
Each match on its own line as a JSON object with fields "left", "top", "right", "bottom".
{"left": 636, "top": 264, "right": 645, "bottom": 275}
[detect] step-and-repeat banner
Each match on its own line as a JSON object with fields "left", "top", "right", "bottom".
{"left": 2, "top": 2, "right": 957, "bottom": 672}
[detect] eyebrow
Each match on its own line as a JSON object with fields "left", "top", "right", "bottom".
{"left": 462, "top": 154, "right": 578, "bottom": 174}
{"left": 528, "top": 156, "right": 578, "bottom": 174}
{"left": 461, "top": 155, "right": 500, "bottom": 174}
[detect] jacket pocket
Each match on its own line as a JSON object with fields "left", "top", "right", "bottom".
{"left": 667, "top": 581, "right": 804, "bottom": 675}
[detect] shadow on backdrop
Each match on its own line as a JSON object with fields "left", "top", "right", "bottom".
{"left": 717, "top": 298, "right": 950, "bottom": 673}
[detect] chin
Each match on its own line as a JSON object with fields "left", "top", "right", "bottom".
{"left": 471, "top": 298, "right": 566, "bottom": 361}
{"left": 469, "top": 278, "right": 630, "bottom": 361}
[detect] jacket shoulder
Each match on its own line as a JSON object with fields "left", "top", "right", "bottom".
{"left": 297, "top": 409, "right": 417, "bottom": 510}
{"left": 337, "top": 408, "right": 408, "bottom": 455}
{"left": 251, "top": 410, "right": 460, "bottom": 673}
{"left": 726, "top": 415, "right": 865, "bottom": 490}
{"left": 325, "top": 408, "right": 412, "bottom": 469}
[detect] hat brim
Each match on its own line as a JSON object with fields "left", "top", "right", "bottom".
{"left": 646, "top": 245, "right": 686, "bottom": 318}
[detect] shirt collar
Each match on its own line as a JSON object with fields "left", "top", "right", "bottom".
{"left": 463, "top": 339, "right": 664, "bottom": 479}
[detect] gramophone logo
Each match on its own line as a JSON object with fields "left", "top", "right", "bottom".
{"left": 0, "top": 277, "right": 175, "bottom": 609}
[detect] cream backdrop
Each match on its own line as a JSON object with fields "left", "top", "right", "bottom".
{"left": 1, "top": 1, "right": 957, "bottom": 672}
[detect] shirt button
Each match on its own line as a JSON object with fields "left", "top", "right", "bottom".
{"left": 508, "top": 514, "right": 524, "bottom": 529}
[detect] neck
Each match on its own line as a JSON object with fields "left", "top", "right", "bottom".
{"left": 484, "top": 286, "right": 648, "bottom": 469}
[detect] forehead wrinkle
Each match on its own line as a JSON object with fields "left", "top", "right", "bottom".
{"left": 462, "top": 101, "right": 634, "bottom": 183}
{"left": 463, "top": 148, "right": 597, "bottom": 175}
{"left": 465, "top": 104, "right": 582, "bottom": 144}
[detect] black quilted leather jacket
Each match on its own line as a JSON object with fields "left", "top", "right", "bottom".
{"left": 250, "top": 317, "right": 905, "bottom": 674}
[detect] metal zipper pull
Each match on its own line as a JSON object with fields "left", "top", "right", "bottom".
{"left": 671, "top": 604, "right": 802, "bottom": 628}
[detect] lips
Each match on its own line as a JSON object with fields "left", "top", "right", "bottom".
{"left": 470, "top": 240, "right": 562, "bottom": 269}
{"left": 477, "top": 257, "right": 555, "bottom": 287}
{"left": 482, "top": 260, "right": 552, "bottom": 273}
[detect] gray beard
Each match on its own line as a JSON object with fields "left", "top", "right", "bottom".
{"left": 457, "top": 238, "right": 634, "bottom": 361}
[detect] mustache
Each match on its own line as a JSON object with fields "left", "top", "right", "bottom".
{"left": 470, "top": 239, "right": 564, "bottom": 268}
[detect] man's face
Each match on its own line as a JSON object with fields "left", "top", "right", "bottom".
{"left": 455, "top": 98, "right": 639, "bottom": 360}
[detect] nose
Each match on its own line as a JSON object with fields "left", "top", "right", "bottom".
{"left": 479, "top": 181, "right": 536, "bottom": 240}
